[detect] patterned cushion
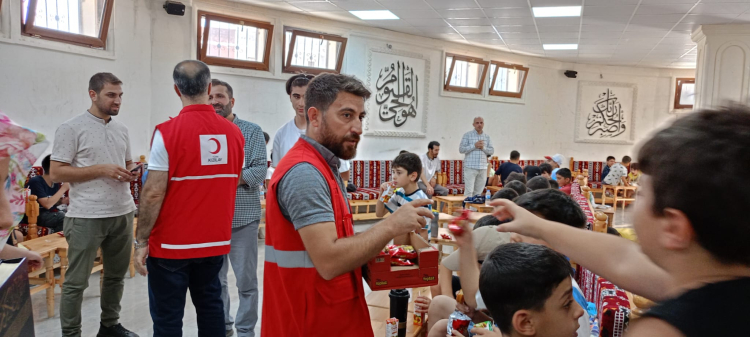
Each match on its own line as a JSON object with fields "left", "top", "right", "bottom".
{"left": 440, "top": 160, "right": 463, "bottom": 185}
{"left": 444, "top": 184, "right": 465, "bottom": 196}
{"left": 17, "top": 223, "right": 49, "bottom": 237}
{"left": 347, "top": 188, "right": 380, "bottom": 201}
{"left": 351, "top": 160, "right": 391, "bottom": 189}
{"left": 570, "top": 182, "right": 631, "bottom": 337}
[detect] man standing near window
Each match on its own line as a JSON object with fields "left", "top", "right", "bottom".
{"left": 459, "top": 117, "right": 494, "bottom": 197}
{"left": 271, "top": 74, "right": 313, "bottom": 168}
{"left": 51, "top": 73, "right": 139, "bottom": 337}
{"left": 133, "top": 61, "right": 244, "bottom": 336}
{"left": 419, "top": 141, "right": 448, "bottom": 197}
{"left": 209, "top": 79, "right": 267, "bottom": 337}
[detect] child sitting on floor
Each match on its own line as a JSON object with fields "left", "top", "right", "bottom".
{"left": 376, "top": 152, "right": 431, "bottom": 243}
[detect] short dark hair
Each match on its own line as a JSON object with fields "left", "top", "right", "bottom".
{"left": 480, "top": 243, "right": 572, "bottom": 335}
{"left": 630, "top": 162, "right": 639, "bottom": 171}
{"left": 428, "top": 141, "right": 440, "bottom": 150}
{"left": 523, "top": 165, "right": 541, "bottom": 179}
{"left": 305, "top": 73, "right": 371, "bottom": 121}
{"left": 504, "top": 181, "right": 527, "bottom": 197}
{"left": 622, "top": 155, "right": 632, "bottom": 164}
{"left": 173, "top": 60, "right": 211, "bottom": 98}
{"left": 88, "top": 72, "right": 122, "bottom": 94}
{"left": 606, "top": 227, "right": 622, "bottom": 236}
{"left": 392, "top": 152, "right": 422, "bottom": 182}
{"left": 606, "top": 156, "right": 616, "bottom": 162}
{"left": 505, "top": 172, "right": 526, "bottom": 185}
{"left": 474, "top": 214, "right": 503, "bottom": 230}
{"left": 539, "top": 163, "right": 553, "bottom": 175}
{"left": 211, "top": 79, "right": 233, "bottom": 99}
{"left": 549, "top": 180, "right": 559, "bottom": 189}
{"left": 556, "top": 168, "right": 572, "bottom": 179}
{"left": 491, "top": 188, "right": 519, "bottom": 201}
{"left": 527, "top": 176, "right": 551, "bottom": 191}
{"left": 515, "top": 189, "right": 587, "bottom": 228}
{"left": 42, "top": 155, "right": 52, "bottom": 175}
{"left": 285, "top": 74, "right": 314, "bottom": 95}
{"left": 510, "top": 150, "right": 520, "bottom": 160}
{"left": 263, "top": 132, "right": 270, "bottom": 144}
{"left": 638, "top": 107, "right": 750, "bottom": 266}
{"left": 399, "top": 150, "right": 409, "bottom": 155}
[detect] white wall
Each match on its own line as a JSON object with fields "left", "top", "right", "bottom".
{"left": 0, "top": 0, "right": 694, "bottom": 165}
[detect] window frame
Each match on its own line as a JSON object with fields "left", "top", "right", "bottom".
{"left": 196, "top": 11, "right": 274, "bottom": 71}
{"left": 674, "top": 77, "right": 695, "bottom": 110}
{"left": 21, "top": 0, "right": 114, "bottom": 48}
{"left": 444, "top": 53, "right": 489, "bottom": 95}
{"left": 488, "top": 61, "right": 529, "bottom": 98}
{"left": 282, "top": 27, "right": 347, "bottom": 75}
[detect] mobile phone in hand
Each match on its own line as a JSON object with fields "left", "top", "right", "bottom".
{"left": 130, "top": 164, "right": 143, "bottom": 173}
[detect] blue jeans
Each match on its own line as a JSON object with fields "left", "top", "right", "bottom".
{"left": 148, "top": 256, "right": 225, "bottom": 337}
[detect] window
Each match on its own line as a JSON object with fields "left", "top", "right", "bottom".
{"left": 197, "top": 11, "right": 273, "bottom": 71}
{"left": 674, "top": 78, "right": 695, "bottom": 109}
{"left": 22, "top": 0, "right": 114, "bottom": 48}
{"left": 283, "top": 27, "right": 347, "bottom": 74}
{"left": 488, "top": 61, "right": 529, "bottom": 98}
{"left": 444, "top": 53, "right": 489, "bottom": 94}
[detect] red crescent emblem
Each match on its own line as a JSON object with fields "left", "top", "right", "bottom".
{"left": 209, "top": 138, "right": 221, "bottom": 154}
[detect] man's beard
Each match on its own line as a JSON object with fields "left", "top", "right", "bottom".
{"left": 319, "top": 118, "right": 359, "bottom": 160}
{"left": 95, "top": 99, "right": 119, "bottom": 116}
{"left": 213, "top": 103, "right": 232, "bottom": 118}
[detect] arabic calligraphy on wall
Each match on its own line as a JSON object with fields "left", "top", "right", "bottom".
{"left": 376, "top": 61, "right": 419, "bottom": 127}
{"left": 586, "top": 89, "right": 627, "bottom": 138}
{"left": 366, "top": 47, "right": 430, "bottom": 138}
{"left": 575, "top": 81, "right": 637, "bottom": 145}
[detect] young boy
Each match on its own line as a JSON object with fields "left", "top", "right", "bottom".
{"left": 491, "top": 108, "right": 750, "bottom": 337}
{"left": 377, "top": 152, "right": 431, "bottom": 242}
{"left": 601, "top": 155, "right": 615, "bottom": 182}
{"left": 555, "top": 168, "right": 573, "bottom": 195}
{"left": 539, "top": 163, "right": 553, "bottom": 180}
{"left": 527, "top": 176, "right": 551, "bottom": 191}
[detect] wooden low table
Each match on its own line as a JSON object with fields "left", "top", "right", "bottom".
{"left": 429, "top": 228, "right": 459, "bottom": 260}
{"left": 486, "top": 186, "right": 501, "bottom": 195}
{"left": 433, "top": 196, "right": 466, "bottom": 215}
{"left": 467, "top": 204, "right": 494, "bottom": 213}
{"left": 21, "top": 234, "right": 68, "bottom": 317}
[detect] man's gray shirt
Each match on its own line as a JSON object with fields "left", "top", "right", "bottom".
{"left": 277, "top": 135, "right": 347, "bottom": 230}
{"left": 232, "top": 115, "right": 267, "bottom": 227}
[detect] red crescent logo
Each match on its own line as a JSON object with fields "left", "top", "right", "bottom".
{"left": 209, "top": 138, "right": 221, "bottom": 154}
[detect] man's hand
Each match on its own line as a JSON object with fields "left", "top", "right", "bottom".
{"left": 490, "top": 199, "right": 549, "bottom": 240}
{"left": 430, "top": 178, "right": 437, "bottom": 188}
{"left": 386, "top": 199, "right": 434, "bottom": 237}
{"left": 134, "top": 247, "right": 149, "bottom": 276}
{"left": 98, "top": 164, "right": 134, "bottom": 182}
{"left": 426, "top": 185, "right": 434, "bottom": 196}
{"left": 474, "top": 140, "right": 485, "bottom": 149}
{"left": 414, "top": 296, "right": 431, "bottom": 314}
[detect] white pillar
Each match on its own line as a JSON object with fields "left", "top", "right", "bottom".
{"left": 692, "top": 24, "right": 750, "bottom": 109}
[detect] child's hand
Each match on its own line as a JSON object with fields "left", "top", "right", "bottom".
{"left": 470, "top": 327, "right": 503, "bottom": 336}
{"left": 380, "top": 182, "right": 392, "bottom": 193}
{"left": 451, "top": 330, "right": 467, "bottom": 337}
{"left": 453, "top": 219, "right": 473, "bottom": 249}
{"left": 25, "top": 251, "right": 43, "bottom": 269}
{"left": 456, "top": 302, "right": 476, "bottom": 320}
{"left": 414, "top": 296, "right": 431, "bottom": 314}
{"left": 491, "top": 199, "right": 546, "bottom": 239}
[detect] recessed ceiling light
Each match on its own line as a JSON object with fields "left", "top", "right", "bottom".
{"left": 532, "top": 6, "right": 582, "bottom": 18}
{"left": 349, "top": 10, "right": 399, "bottom": 20}
{"left": 543, "top": 44, "right": 578, "bottom": 50}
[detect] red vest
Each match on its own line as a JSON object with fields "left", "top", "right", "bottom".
{"left": 261, "top": 138, "right": 371, "bottom": 337}
{"left": 148, "top": 104, "right": 244, "bottom": 259}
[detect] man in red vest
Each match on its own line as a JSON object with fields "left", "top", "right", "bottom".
{"left": 133, "top": 60, "right": 244, "bottom": 337}
{"left": 262, "top": 73, "right": 433, "bottom": 336}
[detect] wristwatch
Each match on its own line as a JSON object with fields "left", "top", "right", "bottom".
{"left": 134, "top": 238, "right": 149, "bottom": 249}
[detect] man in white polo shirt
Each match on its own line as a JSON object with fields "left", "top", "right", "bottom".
{"left": 419, "top": 141, "right": 448, "bottom": 197}
{"left": 271, "top": 74, "right": 314, "bottom": 168}
{"left": 51, "top": 73, "right": 139, "bottom": 337}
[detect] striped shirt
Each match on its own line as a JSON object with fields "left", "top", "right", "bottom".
{"left": 459, "top": 129, "right": 494, "bottom": 169}
{"left": 385, "top": 188, "right": 432, "bottom": 227}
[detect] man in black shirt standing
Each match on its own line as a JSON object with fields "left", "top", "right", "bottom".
{"left": 26, "top": 155, "right": 69, "bottom": 233}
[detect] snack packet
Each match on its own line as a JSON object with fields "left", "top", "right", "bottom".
{"left": 449, "top": 209, "right": 473, "bottom": 235}
{"left": 456, "top": 289, "right": 464, "bottom": 304}
{"left": 388, "top": 245, "right": 417, "bottom": 260}
{"left": 380, "top": 182, "right": 397, "bottom": 203}
{"left": 391, "top": 258, "right": 414, "bottom": 266}
{"left": 447, "top": 310, "right": 471, "bottom": 336}
{"left": 385, "top": 317, "right": 398, "bottom": 337}
{"left": 469, "top": 321, "right": 494, "bottom": 335}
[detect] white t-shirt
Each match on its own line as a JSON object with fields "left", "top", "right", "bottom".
{"left": 603, "top": 163, "right": 628, "bottom": 185}
{"left": 271, "top": 119, "right": 305, "bottom": 168}
{"left": 475, "top": 278, "right": 591, "bottom": 337}
{"left": 339, "top": 159, "right": 350, "bottom": 173}
{"left": 419, "top": 153, "right": 441, "bottom": 181}
{"left": 149, "top": 130, "right": 169, "bottom": 171}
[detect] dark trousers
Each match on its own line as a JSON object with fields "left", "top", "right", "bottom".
{"left": 38, "top": 210, "right": 65, "bottom": 233}
{"left": 147, "top": 255, "right": 225, "bottom": 337}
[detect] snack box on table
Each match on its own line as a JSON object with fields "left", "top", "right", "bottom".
{"left": 366, "top": 232, "right": 439, "bottom": 291}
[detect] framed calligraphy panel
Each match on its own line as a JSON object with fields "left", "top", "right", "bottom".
{"left": 575, "top": 81, "right": 637, "bottom": 145}
{"left": 365, "top": 47, "right": 430, "bottom": 138}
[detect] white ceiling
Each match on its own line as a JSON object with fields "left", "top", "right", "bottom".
{"left": 239, "top": 0, "right": 750, "bottom": 69}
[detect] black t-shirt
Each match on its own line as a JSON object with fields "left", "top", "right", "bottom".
{"left": 26, "top": 176, "right": 60, "bottom": 212}
{"left": 496, "top": 162, "right": 522, "bottom": 184}
{"left": 643, "top": 277, "right": 750, "bottom": 337}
